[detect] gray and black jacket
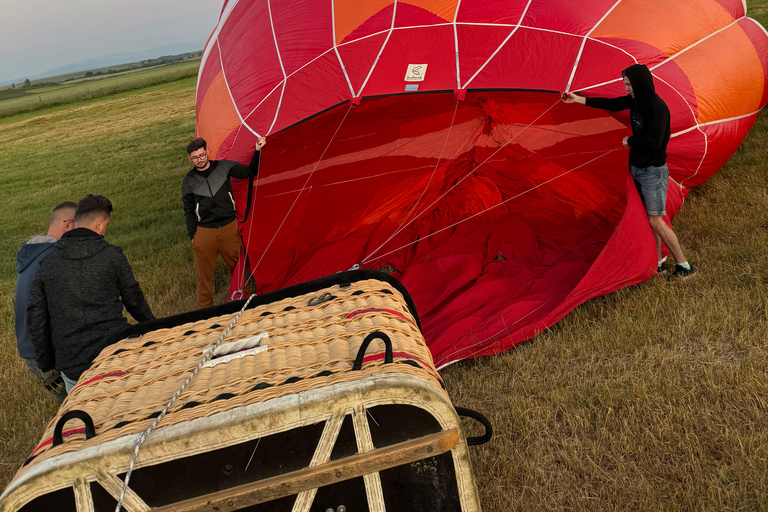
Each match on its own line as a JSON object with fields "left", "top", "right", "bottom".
{"left": 28, "top": 228, "right": 155, "bottom": 380}
{"left": 181, "top": 150, "right": 261, "bottom": 240}
{"left": 585, "top": 63, "right": 671, "bottom": 168}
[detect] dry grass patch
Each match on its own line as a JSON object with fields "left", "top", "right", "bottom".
{"left": 0, "top": 86, "right": 195, "bottom": 148}
{"left": 445, "top": 159, "right": 768, "bottom": 510}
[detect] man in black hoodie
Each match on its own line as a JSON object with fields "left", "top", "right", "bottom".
{"left": 14, "top": 201, "right": 76, "bottom": 404}
{"left": 182, "top": 136, "right": 266, "bottom": 308}
{"left": 28, "top": 195, "right": 155, "bottom": 391}
{"left": 563, "top": 64, "right": 693, "bottom": 278}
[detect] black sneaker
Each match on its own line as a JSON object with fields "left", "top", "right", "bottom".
{"left": 657, "top": 256, "right": 668, "bottom": 276}
{"left": 672, "top": 264, "right": 695, "bottom": 278}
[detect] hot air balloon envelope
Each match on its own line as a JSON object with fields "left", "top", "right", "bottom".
{"left": 196, "top": 0, "right": 768, "bottom": 367}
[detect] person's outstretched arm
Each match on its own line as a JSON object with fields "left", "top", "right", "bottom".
{"left": 563, "top": 91, "right": 632, "bottom": 112}
{"left": 562, "top": 92, "right": 587, "bottom": 105}
{"left": 229, "top": 137, "right": 267, "bottom": 179}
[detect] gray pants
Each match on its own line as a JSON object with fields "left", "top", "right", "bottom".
{"left": 22, "top": 358, "right": 67, "bottom": 405}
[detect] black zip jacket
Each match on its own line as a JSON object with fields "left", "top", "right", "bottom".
{"left": 181, "top": 149, "right": 261, "bottom": 240}
{"left": 585, "top": 64, "right": 671, "bottom": 168}
{"left": 28, "top": 228, "right": 155, "bottom": 379}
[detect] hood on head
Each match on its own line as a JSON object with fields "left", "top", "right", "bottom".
{"left": 622, "top": 64, "right": 656, "bottom": 105}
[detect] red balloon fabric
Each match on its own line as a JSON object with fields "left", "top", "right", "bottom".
{"left": 195, "top": 0, "right": 768, "bottom": 367}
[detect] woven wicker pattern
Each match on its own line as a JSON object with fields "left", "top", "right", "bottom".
{"left": 18, "top": 279, "right": 442, "bottom": 477}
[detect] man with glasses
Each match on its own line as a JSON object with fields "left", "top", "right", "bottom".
{"left": 182, "top": 136, "right": 266, "bottom": 308}
{"left": 14, "top": 201, "right": 76, "bottom": 403}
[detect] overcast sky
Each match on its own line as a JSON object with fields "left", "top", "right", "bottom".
{"left": 0, "top": 0, "right": 222, "bottom": 83}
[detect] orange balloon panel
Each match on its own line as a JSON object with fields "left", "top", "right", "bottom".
{"left": 592, "top": 0, "right": 735, "bottom": 58}
{"left": 401, "top": 0, "right": 459, "bottom": 21}
{"left": 670, "top": 23, "right": 765, "bottom": 123}
{"left": 334, "top": 0, "right": 393, "bottom": 44}
{"left": 197, "top": 71, "right": 242, "bottom": 159}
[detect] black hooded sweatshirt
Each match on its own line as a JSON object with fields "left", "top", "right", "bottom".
{"left": 27, "top": 228, "right": 155, "bottom": 380}
{"left": 585, "top": 64, "right": 671, "bottom": 168}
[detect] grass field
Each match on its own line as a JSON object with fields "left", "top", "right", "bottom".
{"left": 2, "top": 15, "right": 768, "bottom": 510}
{"left": 0, "top": 60, "right": 200, "bottom": 120}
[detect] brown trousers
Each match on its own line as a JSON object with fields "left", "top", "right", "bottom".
{"left": 192, "top": 220, "right": 240, "bottom": 308}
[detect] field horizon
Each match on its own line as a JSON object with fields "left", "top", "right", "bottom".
{"left": 2, "top": 7, "right": 768, "bottom": 509}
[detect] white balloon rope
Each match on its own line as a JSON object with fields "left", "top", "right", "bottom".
{"left": 240, "top": 103, "right": 354, "bottom": 292}
{"left": 114, "top": 293, "right": 257, "bottom": 512}
{"left": 362, "top": 98, "right": 461, "bottom": 267}
{"left": 364, "top": 144, "right": 624, "bottom": 265}
{"left": 236, "top": 143, "right": 263, "bottom": 297}
{"left": 360, "top": 97, "right": 563, "bottom": 266}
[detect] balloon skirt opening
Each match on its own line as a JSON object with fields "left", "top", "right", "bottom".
{"left": 231, "top": 91, "right": 657, "bottom": 366}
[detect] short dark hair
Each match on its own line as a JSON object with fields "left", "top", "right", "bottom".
{"left": 186, "top": 137, "right": 207, "bottom": 154}
{"left": 49, "top": 201, "right": 77, "bottom": 225}
{"left": 74, "top": 195, "right": 113, "bottom": 224}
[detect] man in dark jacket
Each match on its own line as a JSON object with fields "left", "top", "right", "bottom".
{"left": 182, "top": 136, "right": 266, "bottom": 308}
{"left": 15, "top": 201, "right": 76, "bottom": 403}
{"left": 563, "top": 63, "right": 693, "bottom": 278}
{"left": 28, "top": 195, "right": 155, "bottom": 391}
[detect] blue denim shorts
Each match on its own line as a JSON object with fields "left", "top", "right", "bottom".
{"left": 630, "top": 163, "right": 668, "bottom": 216}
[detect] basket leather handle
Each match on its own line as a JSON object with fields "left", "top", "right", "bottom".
{"left": 352, "top": 331, "right": 393, "bottom": 370}
{"left": 454, "top": 406, "right": 492, "bottom": 446}
{"left": 52, "top": 410, "right": 96, "bottom": 447}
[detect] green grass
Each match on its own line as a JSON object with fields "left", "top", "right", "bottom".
{"left": 0, "top": 60, "right": 200, "bottom": 119}
{"left": 1, "top": 10, "right": 768, "bottom": 510}
{"left": 0, "top": 72, "right": 208, "bottom": 488}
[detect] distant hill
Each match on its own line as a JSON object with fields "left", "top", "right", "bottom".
{"left": 2, "top": 41, "right": 206, "bottom": 86}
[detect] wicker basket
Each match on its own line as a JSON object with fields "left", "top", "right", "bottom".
{"left": 1, "top": 270, "right": 484, "bottom": 512}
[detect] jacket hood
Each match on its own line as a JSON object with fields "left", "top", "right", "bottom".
{"left": 15, "top": 238, "right": 56, "bottom": 273}
{"left": 622, "top": 64, "right": 656, "bottom": 105}
{"left": 56, "top": 227, "right": 109, "bottom": 260}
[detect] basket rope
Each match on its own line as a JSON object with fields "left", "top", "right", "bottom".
{"left": 114, "top": 294, "right": 256, "bottom": 512}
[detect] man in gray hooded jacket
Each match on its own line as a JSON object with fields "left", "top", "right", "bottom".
{"left": 15, "top": 201, "right": 76, "bottom": 403}
{"left": 28, "top": 195, "right": 155, "bottom": 391}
